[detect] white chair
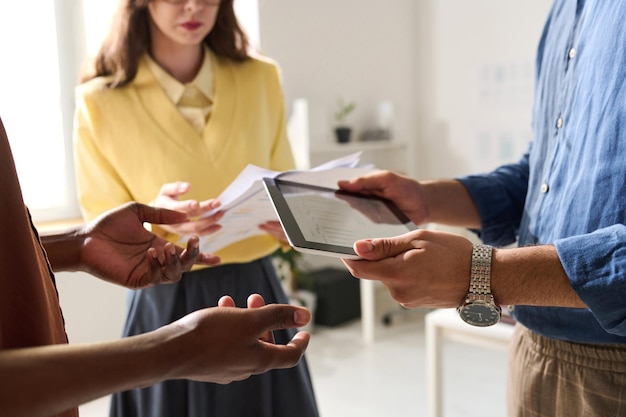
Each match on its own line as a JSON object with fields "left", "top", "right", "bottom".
{"left": 425, "top": 308, "right": 515, "bottom": 417}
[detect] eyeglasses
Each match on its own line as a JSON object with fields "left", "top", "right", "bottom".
{"left": 161, "top": 0, "right": 222, "bottom": 6}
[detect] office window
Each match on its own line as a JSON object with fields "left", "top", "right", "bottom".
{"left": 0, "top": 2, "right": 83, "bottom": 222}
{"left": 235, "top": 0, "right": 261, "bottom": 50}
{"left": 0, "top": 1, "right": 259, "bottom": 223}
{"left": 82, "top": 2, "right": 116, "bottom": 56}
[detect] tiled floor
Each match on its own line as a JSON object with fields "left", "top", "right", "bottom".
{"left": 79, "top": 309, "right": 508, "bottom": 417}
{"left": 306, "top": 309, "right": 508, "bottom": 417}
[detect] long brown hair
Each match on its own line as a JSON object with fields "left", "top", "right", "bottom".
{"left": 81, "top": 0, "right": 250, "bottom": 87}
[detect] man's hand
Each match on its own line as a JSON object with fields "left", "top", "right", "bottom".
{"left": 333, "top": 191, "right": 400, "bottom": 224}
{"left": 338, "top": 170, "right": 429, "bottom": 225}
{"left": 342, "top": 229, "right": 473, "bottom": 308}
{"left": 79, "top": 202, "right": 220, "bottom": 288}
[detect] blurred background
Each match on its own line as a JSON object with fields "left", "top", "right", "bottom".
{"left": 0, "top": 1, "right": 553, "bottom": 416}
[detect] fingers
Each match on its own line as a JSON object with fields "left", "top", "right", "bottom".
{"left": 195, "top": 253, "right": 222, "bottom": 266}
{"left": 166, "top": 211, "right": 224, "bottom": 236}
{"left": 337, "top": 170, "right": 392, "bottom": 194}
{"left": 258, "top": 221, "right": 287, "bottom": 242}
{"left": 217, "top": 294, "right": 266, "bottom": 309}
{"left": 175, "top": 199, "right": 220, "bottom": 219}
{"left": 148, "top": 238, "right": 220, "bottom": 286}
{"left": 255, "top": 331, "right": 311, "bottom": 373}
{"left": 179, "top": 235, "right": 200, "bottom": 270}
{"left": 192, "top": 211, "right": 225, "bottom": 232}
{"left": 247, "top": 294, "right": 266, "bottom": 309}
{"left": 284, "top": 332, "right": 311, "bottom": 354}
{"left": 217, "top": 294, "right": 274, "bottom": 343}
{"left": 153, "top": 242, "right": 182, "bottom": 284}
{"left": 247, "top": 294, "right": 273, "bottom": 343}
{"left": 198, "top": 199, "right": 221, "bottom": 213}
{"left": 159, "top": 181, "right": 191, "bottom": 199}
{"left": 142, "top": 244, "right": 182, "bottom": 288}
{"left": 258, "top": 221, "right": 283, "bottom": 233}
{"left": 218, "top": 295, "right": 236, "bottom": 307}
{"left": 156, "top": 182, "right": 221, "bottom": 217}
{"left": 153, "top": 183, "right": 205, "bottom": 216}
{"left": 179, "top": 236, "right": 220, "bottom": 269}
{"left": 217, "top": 294, "right": 267, "bottom": 308}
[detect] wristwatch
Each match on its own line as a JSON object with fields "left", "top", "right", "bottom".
{"left": 457, "top": 244, "right": 501, "bottom": 327}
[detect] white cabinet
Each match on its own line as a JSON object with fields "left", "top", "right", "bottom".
{"left": 288, "top": 98, "right": 413, "bottom": 176}
{"left": 309, "top": 140, "right": 411, "bottom": 175}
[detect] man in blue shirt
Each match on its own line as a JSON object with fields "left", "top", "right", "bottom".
{"left": 340, "top": 0, "right": 626, "bottom": 415}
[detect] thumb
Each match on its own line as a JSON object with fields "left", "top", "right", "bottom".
{"left": 159, "top": 181, "right": 191, "bottom": 200}
{"left": 254, "top": 304, "right": 311, "bottom": 334}
{"left": 134, "top": 203, "right": 190, "bottom": 226}
{"left": 353, "top": 235, "right": 414, "bottom": 260}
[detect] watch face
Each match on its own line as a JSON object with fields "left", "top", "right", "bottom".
{"left": 458, "top": 303, "right": 501, "bottom": 327}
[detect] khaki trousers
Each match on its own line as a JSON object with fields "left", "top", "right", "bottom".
{"left": 508, "top": 324, "right": 626, "bottom": 417}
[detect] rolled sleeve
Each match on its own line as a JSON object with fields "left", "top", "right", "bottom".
{"left": 555, "top": 224, "right": 626, "bottom": 336}
{"left": 457, "top": 154, "right": 530, "bottom": 247}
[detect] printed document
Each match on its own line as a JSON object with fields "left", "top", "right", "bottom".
{"left": 180, "top": 152, "right": 377, "bottom": 253}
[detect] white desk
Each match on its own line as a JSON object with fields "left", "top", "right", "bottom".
{"left": 425, "top": 308, "right": 515, "bottom": 417}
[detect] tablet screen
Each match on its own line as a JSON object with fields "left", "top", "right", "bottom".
{"left": 263, "top": 177, "right": 417, "bottom": 259}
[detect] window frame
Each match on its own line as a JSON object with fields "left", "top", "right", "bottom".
{"left": 45, "top": 0, "right": 88, "bottom": 222}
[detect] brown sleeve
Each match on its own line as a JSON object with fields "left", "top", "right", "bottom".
{"left": 0, "top": 117, "right": 68, "bottom": 349}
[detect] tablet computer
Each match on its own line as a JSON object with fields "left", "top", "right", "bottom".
{"left": 263, "top": 177, "right": 417, "bottom": 259}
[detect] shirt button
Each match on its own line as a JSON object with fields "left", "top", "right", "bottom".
{"left": 568, "top": 48, "right": 576, "bottom": 59}
{"left": 540, "top": 183, "right": 549, "bottom": 193}
{"left": 556, "top": 117, "right": 563, "bottom": 128}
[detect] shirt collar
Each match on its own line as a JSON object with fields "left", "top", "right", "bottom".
{"left": 144, "top": 45, "right": 214, "bottom": 104}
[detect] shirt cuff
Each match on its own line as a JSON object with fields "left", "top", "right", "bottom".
{"left": 457, "top": 175, "right": 520, "bottom": 246}
{"left": 555, "top": 224, "right": 626, "bottom": 335}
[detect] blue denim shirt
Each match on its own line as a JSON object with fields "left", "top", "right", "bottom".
{"left": 458, "top": 0, "right": 626, "bottom": 344}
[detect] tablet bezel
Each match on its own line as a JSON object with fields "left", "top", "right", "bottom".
{"left": 263, "top": 177, "right": 417, "bottom": 259}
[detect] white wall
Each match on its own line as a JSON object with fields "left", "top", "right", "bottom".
{"left": 421, "top": 0, "right": 553, "bottom": 178}
{"left": 258, "top": 0, "right": 419, "bottom": 160}
{"left": 56, "top": 272, "right": 128, "bottom": 343}
{"left": 259, "top": 0, "right": 552, "bottom": 180}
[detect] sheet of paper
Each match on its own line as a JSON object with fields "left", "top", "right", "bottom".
{"left": 181, "top": 152, "right": 378, "bottom": 254}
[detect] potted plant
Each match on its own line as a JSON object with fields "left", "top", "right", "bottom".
{"left": 333, "top": 97, "right": 356, "bottom": 143}
{"left": 271, "top": 248, "right": 317, "bottom": 332}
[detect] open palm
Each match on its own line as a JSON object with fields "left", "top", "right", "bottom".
{"left": 79, "top": 202, "right": 219, "bottom": 288}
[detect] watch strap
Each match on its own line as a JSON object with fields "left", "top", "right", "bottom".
{"left": 469, "top": 244, "right": 494, "bottom": 296}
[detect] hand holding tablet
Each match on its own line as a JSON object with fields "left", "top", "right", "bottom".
{"left": 263, "top": 177, "right": 417, "bottom": 259}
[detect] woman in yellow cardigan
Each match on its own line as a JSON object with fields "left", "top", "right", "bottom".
{"left": 73, "top": 1, "right": 319, "bottom": 416}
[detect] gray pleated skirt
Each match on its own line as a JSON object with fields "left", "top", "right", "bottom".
{"left": 109, "top": 256, "right": 319, "bottom": 417}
